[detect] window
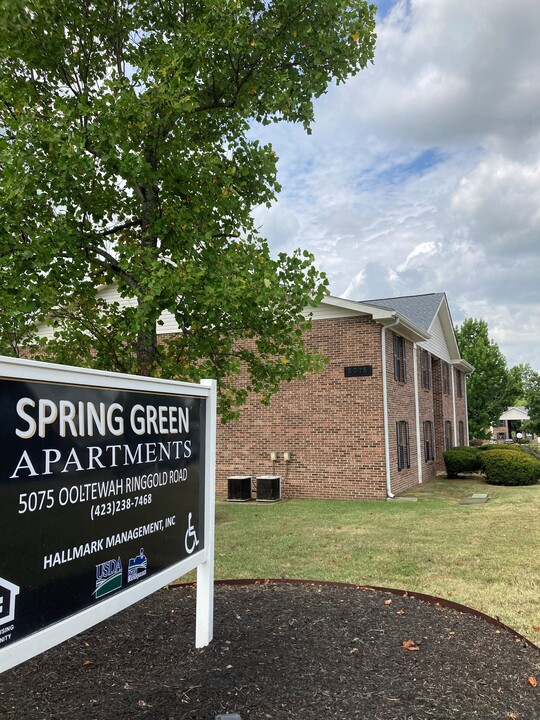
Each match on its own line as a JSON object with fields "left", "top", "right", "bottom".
{"left": 396, "top": 421, "right": 410, "bottom": 471}
{"left": 393, "top": 333, "right": 407, "bottom": 383}
{"left": 423, "top": 420, "right": 434, "bottom": 462}
{"left": 442, "top": 361, "right": 450, "bottom": 395}
{"left": 458, "top": 421, "right": 465, "bottom": 446}
{"left": 455, "top": 369, "right": 463, "bottom": 398}
{"left": 445, "top": 420, "right": 453, "bottom": 450}
{"left": 420, "top": 349, "right": 431, "bottom": 390}
{"left": 498, "top": 419, "right": 506, "bottom": 428}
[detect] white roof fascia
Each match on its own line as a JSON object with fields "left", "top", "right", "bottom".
{"left": 303, "top": 294, "right": 387, "bottom": 318}
{"left": 305, "top": 295, "right": 429, "bottom": 343}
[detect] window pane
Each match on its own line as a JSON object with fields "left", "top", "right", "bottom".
{"left": 393, "top": 334, "right": 406, "bottom": 383}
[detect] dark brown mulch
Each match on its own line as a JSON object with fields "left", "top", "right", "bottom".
{"left": 1, "top": 582, "right": 539, "bottom": 720}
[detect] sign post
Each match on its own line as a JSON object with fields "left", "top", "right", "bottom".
{"left": 0, "top": 356, "right": 217, "bottom": 673}
{"left": 196, "top": 379, "right": 217, "bottom": 648}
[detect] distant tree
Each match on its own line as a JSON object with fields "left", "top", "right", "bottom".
{"left": 507, "top": 364, "right": 527, "bottom": 404}
{"left": 455, "top": 318, "right": 520, "bottom": 439}
{"left": 517, "top": 365, "right": 540, "bottom": 436}
{"left": 0, "top": 0, "right": 376, "bottom": 420}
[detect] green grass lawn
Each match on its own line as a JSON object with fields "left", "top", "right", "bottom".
{"left": 212, "top": 476, "right": 540, "bottom": 643}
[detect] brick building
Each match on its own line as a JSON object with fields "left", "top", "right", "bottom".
{"left": 490, "top": 406, "right": 537, "bottom": 443}
{"left": 217, "top": 293, "right": 472, "bottom": 500}
{"left": 37, "top": 287, "right": 472, "bottom": 499}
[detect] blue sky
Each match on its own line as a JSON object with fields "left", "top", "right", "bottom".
{"left": 252, "top": 0, "right": 540, "bottom": 370}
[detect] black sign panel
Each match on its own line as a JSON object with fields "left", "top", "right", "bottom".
{"left": 0, "top": 377, "right": 205, "bottom": 646}
{"left": 344, "top": 365, "right": 373, "bottom": 378}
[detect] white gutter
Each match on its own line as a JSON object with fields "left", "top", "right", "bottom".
{"left": 413, "top": 343, "right": 423, "bottom": 484}
{"left": 451, "top": 366, "right": 458, "bottom": 446}
{"left": 381, "top": 317, "right": 400, "bottom": 498}
{"left": 464, "top": 374, "right": 471, "bottom": 445}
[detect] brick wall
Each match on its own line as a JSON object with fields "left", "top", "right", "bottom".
{"left": 453, "top": 368, "right": 469, "bottom": 446}
{"left": 385, "top": 331, "right": 418, "bottom": 494}
{"left": 216, "top": 316, "right": 389, "bottom": 500}
{"left": 216, "top": 316, "right": 469, "bottom": 499}
{"left": 432, "top": 358, "right": 465, "bottom": 471}
{"left": 417, "top": 350, "right": 437, "bottom": 483}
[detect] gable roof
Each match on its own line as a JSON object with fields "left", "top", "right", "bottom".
{"left": 309, "top": 295, "right": 429, "bottom": 342}
{"left": 308, "top": 293, "right": 473, "bottom": 374}
{"left": 360, "top": 293, "right": 472, "bottom": 373}
{"left": 359, "top": 293, "right": 446, "bottom": 334}
{"left": 499, "top": 406, "right": 530, "bottom": 421}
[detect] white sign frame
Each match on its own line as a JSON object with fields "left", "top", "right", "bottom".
{"left": 0, "top": 356, "right": 216, "bottom": 673}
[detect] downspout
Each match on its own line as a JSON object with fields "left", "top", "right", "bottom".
{"left": 413, "top": 343, "right": 423, "bottom": 484}
{"left": 451, "top": 365, "right": 458, "bottom": 446}
{"left": 464, "top": 373, "right": 471, "bottom": 446}
{"left": 381, "top": 318, "right": 400, "bottom": 498}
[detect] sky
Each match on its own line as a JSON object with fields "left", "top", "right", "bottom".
{"left": 251, "top": 0, "right": 540, "bottom": 370}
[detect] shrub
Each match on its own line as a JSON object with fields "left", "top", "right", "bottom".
{"left": 481, "top": 448, "right": 540, "bottom": 486}
{"left": 443, "top": 446, "right": 482, "bottom": 478}
{"left": 523, "top": 445, "right": 540, "bottom": 461}
{"left": 478, "top": 443, "right": 522, "bottom": 452}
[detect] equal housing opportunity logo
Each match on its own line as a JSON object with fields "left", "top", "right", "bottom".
{"left": 94, "top": 558, "right": 123, "bottom": 599}
{"left": 0, "top": 577, "right": 20, "bottom": 626}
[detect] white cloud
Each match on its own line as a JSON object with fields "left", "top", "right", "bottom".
{"left": 396, "top": 241, "right": 440, "bottom": 273}
{"left": 451, "top": 156, "right": 540, "bottom": 256}
{"left": 252, "top": 0, "right": 540, "bottom": 369}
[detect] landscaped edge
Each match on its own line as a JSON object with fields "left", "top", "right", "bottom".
{"left": 170, "top": 577, "right": 540, "bottom": 650}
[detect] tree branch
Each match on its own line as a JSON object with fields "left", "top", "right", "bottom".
{"left": 99, "top": 219, "right": 142, "bottom": 237}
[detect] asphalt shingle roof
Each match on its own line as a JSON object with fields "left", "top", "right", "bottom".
{"left": 359, "top": 293, "right": 446, "bottom": 333}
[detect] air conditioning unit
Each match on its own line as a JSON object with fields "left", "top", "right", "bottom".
{"left": 227, "top": 476, "right": 252, "bottom": 502}
{"left": 256, "top": 475, "right": 281, "bottom": 502}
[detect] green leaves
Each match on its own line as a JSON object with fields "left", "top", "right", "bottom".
{"left": 0, "top": 0, "right": 374, "bottom": 417}
{"left": 514, "top": 365, "right": 540, "bottom": 436}
{"left": 455, "top": 318, "right": 521, "bottom": 439}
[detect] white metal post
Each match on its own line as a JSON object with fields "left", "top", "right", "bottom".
{"left": 195, "top": 379, "right": 217, "bottom": 647}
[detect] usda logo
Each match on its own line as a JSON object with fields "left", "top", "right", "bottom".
{"left": 94, "top": 558, "right": 123, "bottom": 599}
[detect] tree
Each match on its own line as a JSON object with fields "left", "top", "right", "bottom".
{"left": 525, "top": 379, "right": 540, "bottom": 436}
{"left": 455, "top": 318, "right": 520, "bottom": 439}
{"left": 515, "top": 364, "right": 540, "bottom": 436}
{"left": 0, "top": 0, "right": 376, "bottom": 419}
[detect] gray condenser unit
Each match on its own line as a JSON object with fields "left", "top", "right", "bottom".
{"left": 256, "top": 475, "right": 281, "bottom": 502}
{"left": 227, "top": 476, "right": 252, "bottom": 502}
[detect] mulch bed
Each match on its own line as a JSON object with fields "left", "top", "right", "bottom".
{"left": 1, "top": 581, "right": 539, "bottom": 720}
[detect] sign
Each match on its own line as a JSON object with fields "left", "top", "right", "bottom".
{"left": 0, "top": 357, "right": 216, "bottom": 672}
{"left": 344, "top": 365, "right": 373, "bottom": 378}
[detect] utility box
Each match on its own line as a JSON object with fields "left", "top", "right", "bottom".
{"left": 256, "top": 475, "right": 281, "bottom": 502}
{"left": 227, "top": 476, "right": 252, "bottom": 502}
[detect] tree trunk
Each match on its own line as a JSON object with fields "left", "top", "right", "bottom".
{"left": 136, "top": 320, "right": 159, "bottom": 376}
{"left": 135, "top": 176, "right": 161, "bottom": 376}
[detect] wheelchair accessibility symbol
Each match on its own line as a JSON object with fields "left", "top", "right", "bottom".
{"left": 184, "top": 512, "right": 200, "bottom": 555}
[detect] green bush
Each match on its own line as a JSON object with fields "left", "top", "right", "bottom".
{"left": 481, "top": 448, "right": 540, "bottom": 486}
{"left": 478, "top": 443, "right": 521, "bottom": 451}
{"left": 443, "top": 446, "right": 482, "bottom": 478}
{"left": 523, "top": 445, "right": 540, "bottom": 461}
